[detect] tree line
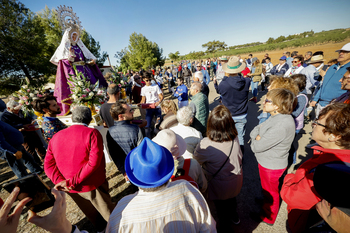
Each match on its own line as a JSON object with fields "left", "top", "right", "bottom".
{"left": 168, "top": 28, "right": 350, "bottom": 61}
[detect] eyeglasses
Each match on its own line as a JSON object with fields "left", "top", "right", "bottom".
{"left": 264, "top": 98, "right": 273, "bottom": 103}
{"left": 342, "top": 75, "right": 350, "bottom": 81}
{"left": 312, "top": 120, "right": 327, "bottom": 128}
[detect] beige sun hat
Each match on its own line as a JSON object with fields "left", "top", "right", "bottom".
{"left": 308, "top": 55, "right": 325, "bottom": 64}
{"left": 220, "top": 56, "right": 228, "bottom": 61}
{"left": 222, "top": 56, "right": 246, "bottom": 73}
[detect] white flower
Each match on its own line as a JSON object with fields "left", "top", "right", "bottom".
{"left": 75, "top": 87, "right": 81, "bottom": 93}
{"left": 34, "top": 90, "right": 39, "bottom": 94}
{"left": 120, "top": 80, "right": 124, "bottom": 85}
{"left": 78, "top": 81, "right": 83, "bottom": 86}
{"left": 29, "top": 93, "right": 35, "bottom": 97}
{"left": 89, "top": 92, "right": 94, "bottom": 97}
{"left": 19, "top": 100, "right": 24, "bottom": 104}
{"left": 72, "top": 94, "right": 78, "bottom": 100}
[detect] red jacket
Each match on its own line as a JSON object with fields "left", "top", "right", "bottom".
{"left": 281, "top": 145, "right": 350, "bottom": 232}
{"left": 44, "top": 125, "right": 106, "bottom": 193}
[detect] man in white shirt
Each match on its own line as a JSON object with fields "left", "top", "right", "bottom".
{"left": 139, "top": 72, "right": 163, "bottom": 138}
{"left": 106, "top": 138, "right": 216, "bottom": 233}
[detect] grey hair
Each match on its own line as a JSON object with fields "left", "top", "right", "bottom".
{"left": 72, "top": 106, "right": 92, "bottom": 125}
{"left": 191, "top": 82, "right": 202, "bottom": 92}
{"left": 139, "top": 181, "right": 169, "bottom": 192}
{"left": 194, "top": 71, "right": 203, "bottom": 82}
{"left": 177, "top": 106, "right": 194, "bottom": 126}
{"left": 6, "top": 99, "right": 19, "bottom": 109}
{"left": 306, "top": 51, "right": 313, "bottom": 56}
{"left": 107, "top": 84, "right": 120, "bottom": 95}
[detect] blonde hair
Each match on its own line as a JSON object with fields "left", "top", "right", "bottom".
{"left": 269, "top": 76, "right": 299, "bottom": 96}
{"left": 266, "top": 88, "right": 295, "bottom": 114}
{"left": 160, "top": 100, "right": 178, "bottom": 114}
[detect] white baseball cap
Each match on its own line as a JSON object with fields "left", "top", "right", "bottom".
{"left": 335, "top": 42, "right": 350, "bottom": 52}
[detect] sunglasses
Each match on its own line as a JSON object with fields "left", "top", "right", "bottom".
{"left": 264, "top": 98, "right": 273, "bottom": 103}
{"left": 292, "top": 61, "right": 299, "bottom": 63}
{"left": 312, "top": 120, "right": 327, "bottom": 128}
{"left": 144, "top": 79, "right": 151, "bottom": 82}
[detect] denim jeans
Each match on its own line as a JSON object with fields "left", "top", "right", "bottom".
{"left": 251, "top": 81, "right": 259, "bottom": 97}
{"left": 145, "top": 108, "right": 162, "bottom": 138}
{"left": 4, "top": 145, "right": 43, "bottom": 178}
{"left": 292, "top": 129, "right": 301, "bottom": 164}
{"left": 232, "top": 117, "right": 247, "bottom": 146}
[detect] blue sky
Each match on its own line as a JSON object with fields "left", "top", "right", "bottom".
{"left": 22, "top": 0, "right": 350, "bottom": 66}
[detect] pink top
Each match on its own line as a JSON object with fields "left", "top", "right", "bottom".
{"left": 44, "top": 125, "right": 106, "bottom": 193}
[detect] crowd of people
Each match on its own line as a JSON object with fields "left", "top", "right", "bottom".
{"left": 1, "top": 42, "right": 350, "bottom": 233}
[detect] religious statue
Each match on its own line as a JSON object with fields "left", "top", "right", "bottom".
{"left": 50, "top": 5, "right": 107, "bottom": 115}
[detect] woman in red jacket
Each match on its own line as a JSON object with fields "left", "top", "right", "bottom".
{"left": 281, "top": 102, "right": 350, "bottom": 233}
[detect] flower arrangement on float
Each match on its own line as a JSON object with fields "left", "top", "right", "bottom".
{"left": 66, "top": 66, "right": 106, "bottom": 114}
{"left": 12, "top": 78, "right": 45, "bottom": 117}
{"left": 104, "top": 68, "right": 132, "bottom": 101}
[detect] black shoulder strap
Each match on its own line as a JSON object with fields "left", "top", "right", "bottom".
{"left": 212, "top": 141, "right": 234, "bottom": 178}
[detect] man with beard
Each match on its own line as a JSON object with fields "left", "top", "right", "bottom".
{"left": 33, "top": 96, "right": 67, "bottom": 142}
{"left": 106, "top": 100, "right": 143, "bottom": 181}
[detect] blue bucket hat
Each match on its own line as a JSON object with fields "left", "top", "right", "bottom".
{"left": 125, "top": 137, "right": 175, "bottom": 188}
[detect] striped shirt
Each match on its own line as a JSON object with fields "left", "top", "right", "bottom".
{"left": 106, "top": 180, "right": 216, "bottom": 233}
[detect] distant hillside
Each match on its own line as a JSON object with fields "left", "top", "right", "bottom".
{"left": 168, "top": 28, "right": 350, "bottom": 62}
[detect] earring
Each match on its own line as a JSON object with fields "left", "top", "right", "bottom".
{"left": 328, "top": 137, "right": 331, "bottom": 142}
{"left": 274, "top": 110, "right": 277, "bottom": 113}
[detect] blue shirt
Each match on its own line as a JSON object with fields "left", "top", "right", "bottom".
{"left": 174, "top": 84, "right": 188, "bottom": 102}
{"left": 313, "top": 62, "right": 350, "bottom": 106}
{"left": 201, "top": 70, "right": 210, "bottom": 85}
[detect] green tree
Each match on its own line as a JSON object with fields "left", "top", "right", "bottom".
{"left": 115, "top": 48, "right": 130, "bottom": 73}
{"left": 202, "top": 40, "right": 227, "bottom": 53}
{"left": 168, "top": 51, "right": 180, "bottom": 61}
{"left": 36, "top": 6, "right": 61, "bottom": 50}
{"left": 266, "top": 37, "right": 275, "bottom": 44}
{"left": 0, "top": 0, "right": 56, "bottom": 83}
{"left": 275, "top": 36, "right": 286, "bottom": 43}
{"left": 123, "top": 32, "right": 165, "bottom": 70}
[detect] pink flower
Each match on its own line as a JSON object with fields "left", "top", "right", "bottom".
{"left": 27, "top": 89, "right": 30, "bottom": 92}
{"left": 25, "top": 101, "right": 29, "bottom": 105}
{"left": 85, "top": 88, "right": 91, "bottom": 92}
{"left": 118, "top": 84, "right": 121, "bottom": 87}
{"left": 37, "top": 94, "right": 43, "bottom": 97}
{"left": 82, "top": 94, "right": 87, "bottom": 98}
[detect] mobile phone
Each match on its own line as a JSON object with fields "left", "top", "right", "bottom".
{"left": 322, "top": 65, "right": 329, "bottom": 71}
{"left": 2, "top": 174, "right": 55, "bottom": 212}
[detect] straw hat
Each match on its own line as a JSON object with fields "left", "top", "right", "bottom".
{"left": 220, "top": 56, "right": 228, "bottom": 61}
{"left": 222, "top": 56, "right": 246, "bottom": 74}
{"left": 152, "top": 129, "right": 187, "bottom": 160}
{"left": 308, "top": 55, "right": 325, "bottom": 64}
